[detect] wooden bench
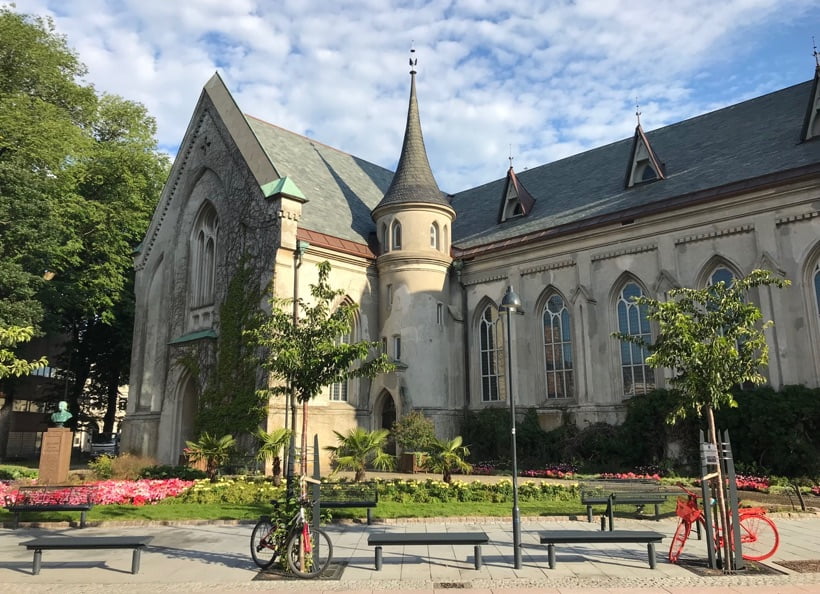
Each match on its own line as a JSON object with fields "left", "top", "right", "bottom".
{"left": 367, "top": 531, "right": 489, "bottom": 570}
{"left": 19, "top": 536, "right": 153, "bottom": 575}
{"left": 540, "top": 530, "right": 665, "bottom": 569}
{"left": 580, "top": 479, "right": 670, "bottom": 530}
{"left": 318, "top": 482, "right": 378, "bottom": 525}
{"left": 4, "top": 485, "right": 95, "bottom": 529}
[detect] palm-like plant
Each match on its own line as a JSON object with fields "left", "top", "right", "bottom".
{"left": 255, "top": 427, "right": 291, "bottom": 485}
{"left": 325, "top": 427, "right": 395, "bottom": 482}
{"left": 185, "top": 432, "right": 236, "bottom": 481}
{"left": 422, "top": 436, "right": 472, "bottom": 483}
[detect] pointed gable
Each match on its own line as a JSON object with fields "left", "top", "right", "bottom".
{"left": 499, "top": 166, "right": 535, "bottom": 222}
{"left": 801, "top": 63, "right": 820, "bottom": 141}
{"left": 625, "top": 124, "right": 665, "bottom": 188}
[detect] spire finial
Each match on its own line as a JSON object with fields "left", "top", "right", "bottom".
{"left": 813, "top": 36, "right": 819, "bottom": 68}
{"left": 635, "top": 97, "right": 642, "bottom": 126}
{"left": 508, "top": 145, "right": 514, "bottom": 169}
{"left": 409, "top": 42, "right": 417, "bottom": 75}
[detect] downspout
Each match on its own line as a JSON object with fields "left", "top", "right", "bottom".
{"left": 453, "top": 259, "right": 470, "bottom": 406}
{"left": 286, "top": 239, "right": 309, "bottom": 497}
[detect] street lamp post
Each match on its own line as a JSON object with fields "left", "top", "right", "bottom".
{"left": 499, "top": 285, "right": 524, "bottom": 569}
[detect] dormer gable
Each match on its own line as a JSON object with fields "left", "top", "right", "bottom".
{"left": 498, "top": 166, "right": 535, "bottom": 223}
{"left": 801, "top": 63, "right": 820, "bottom": 141}
{"left": 625, "top": 124, "right": 665, "bottom": 188}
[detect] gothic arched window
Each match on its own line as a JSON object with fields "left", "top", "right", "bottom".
{"left": 391, "top": 220, "right": 402, "bottom": 250}
{"left": 543, "top": 294, "right": 573, "bottom": 399}
{"left": 616, "top": 282, "right": 654, "bottom": 397}
{"left": 191, "top": 204, "right": 218, "bottom": 307}
{"left": 479, "top": 306, "right": 503, "bottom": 402}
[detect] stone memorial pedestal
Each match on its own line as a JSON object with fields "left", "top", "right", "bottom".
{"left": 38, "top": 427, "right": 73, "bottom": 485}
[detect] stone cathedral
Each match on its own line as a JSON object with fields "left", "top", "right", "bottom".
{"left": 122, "top": 57, "right": 820, "bottom": 469}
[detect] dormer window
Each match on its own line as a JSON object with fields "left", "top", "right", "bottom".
{"left": 498, "top": 166, "right": 535, "bottom": 223}
{"left": 802, "top": 71, "right": 820, "bottom": 141}
{"left": 626, "top": 125, "right": 665, "bottom": 188}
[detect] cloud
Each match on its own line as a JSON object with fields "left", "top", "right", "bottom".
{"left": 12, "top": 0, "right": 820, "bottom": 192}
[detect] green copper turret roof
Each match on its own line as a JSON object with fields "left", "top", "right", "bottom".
{"left": 373, "top": 65, "right": 451, "bottom": 217}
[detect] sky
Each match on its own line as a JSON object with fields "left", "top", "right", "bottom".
{"left": 9, "top": 0, "right": 820, "bottom": 193}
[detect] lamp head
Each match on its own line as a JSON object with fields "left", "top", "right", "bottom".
{"left": 499, "top": 285, "right": 524, "bottom": 315}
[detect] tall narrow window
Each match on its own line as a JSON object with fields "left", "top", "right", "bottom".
{"left": 543, "top": 294, "right": 573, "bottom": 399}
{"left": 393, "top": 336, "right": 401, "bottom": 361}
{"left": 330, "top": 332, "right": 351, "bottom": 401}
{"left": 430, "top": 222, "right": 440, "bottom": 250}
{"left": 391, "top": 220, "right": 402, "bottom": 250}
{"left": 617, "top": 282, "right": 654, "bottom": 397}
{"left": 479, "top": 306, "right": 502, "bottom": 402}
{"left": 381, "top": 223, "right": 388, "bottom": 254}
{"left": 191, "top": 204, "right": 219, "bottom": 307}
{"left": 436, "top": 303, "right": 443, "bottom": 325}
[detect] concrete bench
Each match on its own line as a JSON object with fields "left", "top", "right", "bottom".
{"left": 367, "top": 531, "right": 489, "bottom": 570}
{"left": 318, "top": 482, "right": 378, "bottom": 525}
{"left": 540, "top": 530, "right": 665, "bottom": 569}
{"left": 19, "top": 535, "right": 153, "bottom": 575}
{"left": 4, "top": 485, "right": 95, "bottom": 528}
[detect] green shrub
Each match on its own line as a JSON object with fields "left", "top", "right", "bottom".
{"left": 140, "top": 465, "right": 208, "bottom": 480}
{"left": 0, "top": 465, "right": 38, "bottom": 480}
{"left": 88, "top": 454, "right": 115, "bottom": 479}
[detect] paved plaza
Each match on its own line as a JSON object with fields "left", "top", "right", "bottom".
{"left": 1, "top": 514, "right": 820, "bottom": 593}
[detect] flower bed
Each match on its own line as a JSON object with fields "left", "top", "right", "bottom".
{"left": 1, "top": 478, "right": 195, "bottom": 507}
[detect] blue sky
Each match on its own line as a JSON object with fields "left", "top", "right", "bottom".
{"left": 11, "top": 0, "right": 820, "bottom": 192}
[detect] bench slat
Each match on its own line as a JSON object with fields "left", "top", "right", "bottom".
{"left": 368, "top": 532, "right": 488, "bottom": 546}
{"left": 540, "top": 530, "right": 664, "bottom": 544}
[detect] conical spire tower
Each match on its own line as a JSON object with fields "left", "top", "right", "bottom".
{"left": 372, "top": 52, "right": 451, "bottom": 218}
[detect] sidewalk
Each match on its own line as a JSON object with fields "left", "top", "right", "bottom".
{"left": 1, "top": 514, "right": 820, "bottom": 593}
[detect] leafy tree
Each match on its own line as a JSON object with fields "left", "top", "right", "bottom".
{"left": 185, "top": 432, "right": 236, "bottom": 482}
{"left": 255, "top": 427, "right": 292, "bottom": 485}
{"left": 422, "top": 436, "right": 472, "bottom": 483}
{"left": 391, "top": 410, "right": 436, "bottom": 453}
{"left": 325, "top": 427, "right": 395, "bottom": 482}
{"left": 0, "top": 7, "right": 169, "bottom": 454}
{"left": 613, "top": 268, "right": 789, "bottom": 568}
{"left": 248, "top": 260, "right": 394, "bottom": 477}
{"left": 0, "top": 326, "right": 47, "bottom": 378}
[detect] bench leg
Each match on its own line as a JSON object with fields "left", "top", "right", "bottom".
{"left": 654, "top": 503, "right": 660, "bottom": 520}
{"left": 80, "top": 510, "right": 87, "bottom": 529}
{"left": 32, "top": 549, "right": 42, "bottom": 575}
{"left": 374, "top": 546, "right": 382, "bottom": 571}
{"left": 586, "top": 505, "right": 592, "bottom": 522}
{"left": 132, "top": 547, "right": 142, "bottom": 574}
{"left": 547, "top": 544, "right": 556, "bottom": 569}
{"left": 647, "top": 543, "right": 656, "bottom": 569}
{"left": 474, "top": 545, "right": 482, "bottom": 569}
{"left": 13, "top": 511, "right": 20, "bottom": 530}
{"left": 607, "top": 498, "right": 614, "bottom": 531}
{"left": 366, "top": 508, "right": 372, "bottom": 526}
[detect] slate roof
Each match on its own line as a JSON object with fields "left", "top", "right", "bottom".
{"left": 246, "top": 116, "right": 393, "bottom": 245}
{"left": 450, "top": 79, "right": 820, "bottom": 251}
{"left": 372, "top": 70, "right": 452, "bottom": 214}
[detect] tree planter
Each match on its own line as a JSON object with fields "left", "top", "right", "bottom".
{"left": 399, "top": 452, "right": 427, "bottom": 473}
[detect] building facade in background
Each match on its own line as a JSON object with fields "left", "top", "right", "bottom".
{"left": 122, "top": 62, "right": 820, "bottom": 469}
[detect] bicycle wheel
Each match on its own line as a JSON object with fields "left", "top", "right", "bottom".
{"left": 250, "top": 517, "right": 280, "bottom": 569}
{"left": 286, "top": 525, "right": 333, "bottom": 578}
{"left": 736, "top": 513, "right": 779, "bottom": 561}
{"left": 668, "top": 520, "right": 692, "bottom": 563}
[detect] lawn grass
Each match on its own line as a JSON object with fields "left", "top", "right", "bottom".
{"left": 0, "top": 497, "right": 681, "bottom": 525}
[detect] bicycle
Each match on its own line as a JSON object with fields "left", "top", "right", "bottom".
{"left": 668, "top": 484, "right": 779, "bottom": 563}
{"left": 250, "top": 475, "right": 333, "bottom": 578}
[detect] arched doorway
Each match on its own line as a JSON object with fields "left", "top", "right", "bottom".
{"left": 376, "top": 391, "right": 397, "bottom": 455}
{"left": 177, "top": 376, "right": 198, "bottom": 464}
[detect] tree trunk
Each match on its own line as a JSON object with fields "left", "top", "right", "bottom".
{"left": 355, "top": 468, "right": 365, "bottom": 482}
{"left": 706, "top": 406, "right": 732, "bottom": 571}
{"left": 102, "top": 371, "right": 120, "bottom": 434}
{"left": 0, "top": 394, "right": 13, "bottom": 461}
